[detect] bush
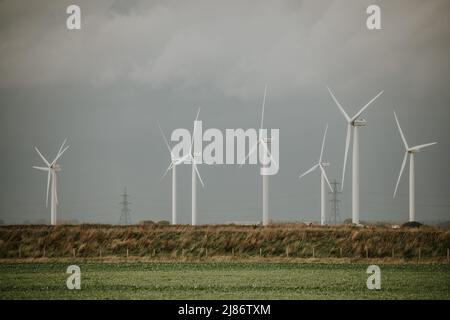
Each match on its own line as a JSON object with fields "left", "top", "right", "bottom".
{"left": 402, "top": 221, "right": 423, "bottom": 228}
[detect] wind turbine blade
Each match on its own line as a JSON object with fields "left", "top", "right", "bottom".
{"left": 260, "top": 140, "right": 278, "bottom": 169}
{"left": 193, "top": 163, "right": 205, "bottom": 188}
{"left": 351, "top": 90, "right": 384, "bottom": 122}
{"left": 327, "top": 86, "right": 350, "bottom": 122}
{"left": 319, "top": 124, "right": 329, "bottom": 163}
{"left": 157, "top": 122, "right": 174, "bottom": 157}
{"left": 190, "top": 108, "right": 201, "bottom": 154}
{"left": 394, "top": 111, "right": 409, "bottom": 150}
{"left": 409, "top": 142, "right": 438, "bottom": 152}
{"left": 160, "top": 162, "right": 174, "bottom": 182}
{"left": 393, "top": 151, "right": 408, "bottom": 198}
{"left": 239, "top": 142, "right": 258, "bottom": 167}
{"left": 34, "top": 147, "right": 50, "bottom": 167}
{"left": 320, "top": 165, "right": 333, "bottom": 192}
{"left": 260, "top": 84, "right": 268, "bottom": 130}
{"left": 51, "top": 145, "right": 69, "bottom": 166}
{"left": 341, "top": 123, "right": 351, "bottom": 190}
{"left": 33, "top": 166, "right": 49, "bottom": 171}
{"left": 57, "top": 138, "right": 67, "bottom": 158}
{"left": 299, "top": 164, "right": 318, "bottom": 179}
{"left": 46, "top": 170, "right": 50, "bottom": 207}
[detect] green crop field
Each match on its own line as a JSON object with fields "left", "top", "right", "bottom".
{"left": 0, "top": 262, "right": 449, "bottom": 299}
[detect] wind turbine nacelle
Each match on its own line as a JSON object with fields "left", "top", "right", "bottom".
{"left": 353, "top": 119, "right": 367, "bottom": 127}
{"left": 52, "top": 164, "right": 61, "bottom": 171}
{"left": 321, "top": 162, "right": 330, "bottom": 167}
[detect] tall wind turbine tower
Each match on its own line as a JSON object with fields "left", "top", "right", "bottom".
{"left": 241, "top": 85, "right": 277, "bottom": 226}
{"left": 298, "top": 124, "right": 333, "bottom": 226}
{"left": 33, "top": 139, "right": 69, "bottom": 226}
{"left": 393, "top": 111, "right": 437, "bottom": 222}
{"left": 327, "top": 87, "right": 383, "bottom": 225}
{"left": 189, "top": 108, "right": 205, "bottom": 225}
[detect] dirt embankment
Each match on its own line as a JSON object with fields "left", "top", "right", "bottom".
{"left": 0, "top": 224, "right": 449, "bottom": 260}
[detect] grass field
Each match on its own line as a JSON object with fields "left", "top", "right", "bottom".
{"left": 1, "top": 261, "right": 449, "bottom": 299}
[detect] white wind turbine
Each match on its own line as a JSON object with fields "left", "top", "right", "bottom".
{"left": 188, "top": 108, "right": 205, "bottom": 225}
{"left": 160, "top": 109, "right": 204, "bottom": 226}
{"left": 393, "top": 111, "right": 437, "bottom": 222}
{"left": 241, "top": 84, "right": 278, "bottom": 226}
{"left": 327, "top": 87, "right": 383, "bottom": 225}
{"left": 158, "top": 123, "right": 184, "bottom": 225}
{"left": 299, "top": 124, "right": 333, "bottom": 226}
{"left": 33, "top": 139, "right": 69, "bottom": 226}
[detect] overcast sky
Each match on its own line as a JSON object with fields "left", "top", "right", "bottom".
{"left": 1, "top": 0, "right": 449, "bottom": 224}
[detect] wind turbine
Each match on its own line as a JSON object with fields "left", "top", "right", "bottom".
{"left": 393, "top": 111, "right": 437, "bottom": 222}
{"left": 298, "top": 124, "right": 333, "bottom": 226}
{"left": 241, "top": 84, "right": 278, "bottom": 226}
{"left": 188, "top": 108, "right": 205, "bottom": 225}
{"left": 158, "top": 123, "right": 183, "bottom": 225}
{"left": 327, "top": 86, "right": 383, "bottom": 225}
{"left": 33, "top": 139, "right": 69, "bottom": 226}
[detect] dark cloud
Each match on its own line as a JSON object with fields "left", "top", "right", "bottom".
{"left": 0, "top": 0, "right": 449, "bottom": 224}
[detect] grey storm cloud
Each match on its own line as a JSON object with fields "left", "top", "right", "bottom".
{"left": 2, "top": 0, "right": 447, "bottom": 97}
{"left": 0, "top": 0, "right": 449, "bottom": 224}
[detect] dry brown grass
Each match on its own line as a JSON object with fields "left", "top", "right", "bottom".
{"left": 0, "top": 224, "right": 449, "bottom": 261}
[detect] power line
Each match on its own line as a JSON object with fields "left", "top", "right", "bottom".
{"left": 329, "top": 179, "right": 342, "bottom": 225}
{"left": 119, "top": 187, "right": 132, "bottom": 225}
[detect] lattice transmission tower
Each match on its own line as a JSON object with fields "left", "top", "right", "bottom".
{"left": 328, "top": 179, "right": 342, "bottom": 225}
{"left": 119, "top": 187, "right": 132, "bottom": 225}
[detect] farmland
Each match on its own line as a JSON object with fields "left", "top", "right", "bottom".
{"left": 0, "top": 261, "right": 449, "bottom": 299}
